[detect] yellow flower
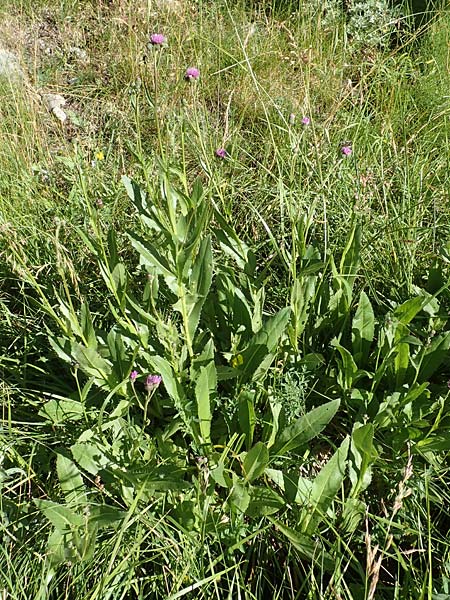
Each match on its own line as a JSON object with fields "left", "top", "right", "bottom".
{"left": 95, "top": 151, "right": 104, "bottom": 161}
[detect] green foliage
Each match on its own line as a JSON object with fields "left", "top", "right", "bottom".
{"left": 2, "top": 0, "right": 450, "bottom": 597}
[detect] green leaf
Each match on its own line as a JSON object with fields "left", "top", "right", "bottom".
{"left": 195, "top": 365, "right": 212, "bottom": 444}
{"left": 128, "top": 233, "right": 174, "bottom": 280}
{"left": 393, "top": 296, "right": 430, "bottom": 325}
{"left": 147, "top": 355, "right": 185, "bottom": 411}
{"left": 332, "top": 340, "right": 358, "bottom": 390}
{"left": 269, "top": 519, "right": 334, "bottom": 571}
{"left": 416, "top": 435, "right": 450, "bottom": 453}
{"left": 71, "top": 442, "right": 113, "bottom": 475}
{"left": 245, "top": 486, "right": 284, "bottom": 517}
{"left": 186, "top": 236, "right": 213, "bottom": 341}
{"left": 243, "top": 442, "right": 269, "bottom": 483}
{"left": 56, "top": 455, "right": 87, "bottom": 508}
{"left": 240, "top": 307, "right": 291, "bottom": 383}
{"left": 352, "top": 291, "right": 374, "bottom": 366}
{"left": 417, "top": 332, "right": 450, "bottom": 382}
{"left": 122, "top": 175, "right": 148, "bottom": 213}
{"left": 89, "top": 505, "right": 125, "bottom": 528}
{"left": 39, "top": 398, "right": 84, "bottom": 425}
{"left": 230, "top": 477, "right": 250, "bottom": 513}
{"left": 273, "top": 400, "right": 340, "bottom": 457}
{"left": 238, "top": 390, "right": 256, "bottom": 449}
{"left": 71, "top": 342, "right": 112, "bottom": 383}
{"left": 300, "top": 437, "right": 349, "bottom": 535}
{"left": 34, "top": 499, "right": 84, "bottom": 530}
{"left": 290, "top": 275, "right": 316, "bottom": 343}
{"left": 349, "top": 424, "right": 377, "bottom": 497}
{"left": 340, "top": 222, "right": 361, "bottom": 286}
{"left": 341, "top": 498, "right": 366, "bottom": 533}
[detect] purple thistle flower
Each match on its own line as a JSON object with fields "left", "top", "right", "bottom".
{"left": 150, "top": 33, "right": 166, "bottom": 46}
{"left": 130, "top": 370, "right": 138, "bottom": 382}
{"left": 341, "top": 145, "right": 352, "bottom": 156}
{"left": 145, "top": 374, "right": 162, "bottom": 392}
{"left": 185, "top": 67, "right": 200, "bottom": 81}
{"left": 301, "top": 116, "right": 310, "bottom": 126}
{"left": 215, "top": 148, "right": 227, "bottom": 158}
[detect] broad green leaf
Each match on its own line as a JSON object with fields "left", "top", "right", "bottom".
{"left": 39, "top": 398, "right": 84, "bottom": 425}
{"left": 264, "top": 468, "right": 300, "bottom": 504}
{"left": 71, "top": 442, "right": 113, "bottom": 475}
{"left": 186, "top": 236, "right": 213, "bottom": 341}
{"left": 349, "top": 424, "right": 377, "bottom": 497}
{"left": 238, "top": 390, "right": 256, "bottom": 448}
{"left": 240, "top": 307, "right": 291, "bottom": 382}
{"left": 341, "top": 498, "right": 366, "bottom": 533}
{"left": 195, "top": 365, "right": 212, "bottom": 444}
{"left": 71, "top": 342, "right": 112, "bottom": 382}
{"left": 89, "top": 505, "right": 125, "bottom": 528}
{"left": 34, "top": 499, "right": 84, "bottom": 530}
{"left": 122, "top": 175, "right": 148, "bottom": 213}
{"left": 332, "top": 341, "right": 358, "bottom": 390}
{"left": 290, "top": 275, "right": 316, "bottom": 343}
{"left": 147, "top": 355, "right": 185, "bottom": 411}
{"left": 243, "top": 442, "right": 269, "bottom": 483}
{"left": 80, "top": 302, "right": 96, "bottom": 349}
{"left": 417, "top": 332, "right": 450, "bottom": 382}
{"left": 352, "top": 291, "right": 374, "bottom": 366}
{"left": 394, "top": 342, "right": 410, "bottom": 387}
{"left": 301, "top": 436, "right": 350, "bottom": 535}
{"left": 273, "top": 400, "right": 340, "bottom": 457}
{"left": 128, "top": 233, "right": 174, "bottom": 280}
{"left": 245, "top": 486, "right": 284, "bottom": 517}
{"left": 416, "top": 435, "right": 450, "bottom": 453}
{"left": 230, "top": 477, "right": 250, "bottom": 513}
{"left": 56, "top": 455, "right": 86, "bottom": 508}
{"left": 117, "top": 465, "right": 191, "bottom": 492}
{"left": 340, "top": 222, "right": 361, "bottom": 286}
{"left": 393, "top": 295, "right": 430, "bottom": 325}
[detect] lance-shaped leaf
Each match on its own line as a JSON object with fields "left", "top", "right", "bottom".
{"left": 352, "top": 291, "right": 375, "bottom": 366}
{"left": 300, "top": 436, "right": 349, "bottom": 535}
{"left": 239, "top": 307, "right": 291, "bottom": 383}
{"left": 272, "top": 399, "right": 340, "bottom": 457}
{"left": 243, "top": 442, "right": 269, "bottom": 483}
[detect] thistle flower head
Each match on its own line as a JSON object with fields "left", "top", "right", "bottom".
{"left": 150, "top": 33, "right": 166, "bottom": 46}
{"left": 341, "top": 145, "right": 352, "bottom": 156}
{"left": 130, "top": 370, "right": 138, "bottom": 382}
{"left": 301, "top": 116, "right": 310, "bottom": 126}
{"left": 145, "top": 374, "right": 162, "bottom": 392}
{"left": 185, "top": 67, "right": 200, "bottom": 81}
{"left": 215, "top": 148, "right": 227, "bottom": 158}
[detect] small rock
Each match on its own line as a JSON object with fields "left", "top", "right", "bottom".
{"left": 52, "top": 106, "right": 67, "bottom": 123}
{"left": 42, "top": 93, "right": 68, "bottom": 123}
{"left": 43, "top": 93, "right": 66, "bottom": 111}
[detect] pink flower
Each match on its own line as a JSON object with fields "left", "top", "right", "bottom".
{"left": 130, "top": 370, "right": 138, "bottom": 382}
{"left": 185, "top": 67, "right": 200, "bottom": 81}
{"left": 341, "top": 145, "right": 352, "bottom": 156}
{"left": 145, "top": 374, "right": 162, "bottom": 392}
{"left": 301, "top": 116, "right": 310, "bottom": 126}
{"left": 150, "top": 33, "right": 166, "bottom": 46}
{"left": 215, "top": 148, "right": 227, "bottom": 158}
